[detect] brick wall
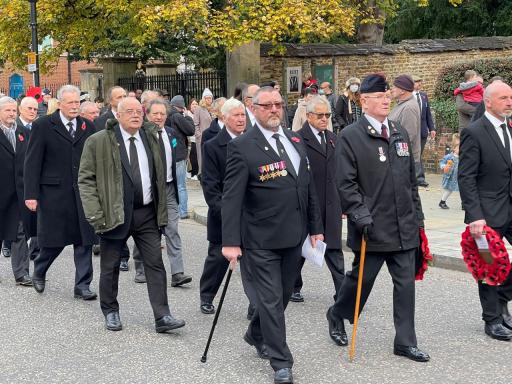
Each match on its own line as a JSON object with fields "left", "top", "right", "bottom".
{"left": 0, "top": 55, "right": 100, "bottom": 95}
{"left": 260, "top": 37, "right": 512, "bottom": 173}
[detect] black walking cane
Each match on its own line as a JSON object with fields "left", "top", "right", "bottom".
{"left": 200, "top": 268, "right": 233, "bottom": 363}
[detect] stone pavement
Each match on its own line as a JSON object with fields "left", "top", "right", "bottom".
{"left": 188, "top": 172, "right": 499, "bottom": 275}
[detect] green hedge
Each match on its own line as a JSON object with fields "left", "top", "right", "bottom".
{"left": 434, "top": 56, "right": 512, "bottom": 100}
{"left": 430, "top": 98, "right": 458, "bottom": 133}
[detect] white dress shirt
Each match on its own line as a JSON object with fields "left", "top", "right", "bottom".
{"left": 309, "top": 124, "right": 325, "bottom": 145}
{"left": 485, "top": 111, "right": 512, "bottom": 160}
{"left": 159, "top": 129, "right": 173, "bottom": 183}
{"left": 257, "top": 124, "right": 301, "bottom": 174}
{"left": 218, "top": 120, "right": 225, "bottom": 130}
{"left": 247, "top": 108, "right": 257, "bottom": 126}
{"left": 365, "top": 114, "right": 390, "bottom": 135}
{"left": 120, "top": 127, "right": 153, "bottom": 204}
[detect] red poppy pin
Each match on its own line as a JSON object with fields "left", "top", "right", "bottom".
{"left": 291, "top": 137, "right": 300, "bottom": 143}
{"left": 18, "top": 134, "right": 24, "bottom": 142}
{"left": 81, "top": 122, "right": 86, "bottom": 131}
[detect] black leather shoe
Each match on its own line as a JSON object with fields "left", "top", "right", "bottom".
{"left": 155, "top": 315, "right": 185, "bottom": 333}
{"left": 439, "top": 201, "right": 449, "bottom": 209}
{"left": 2, "top": 246, "right": 11, "bottom": 258}
{"left": 290, "top": 292, "right": 304, "bottom": 302}
{"left": 485, "top": 323, "right": 512, "bottom": 341}
{"left": 134, "top": 273, "right": 147, "bottom": 283}
{"left": 119, "top": 260, "right": 129, "bottom": 271}
{"left": 105, "top": 312, "right": 122, "bottom": 331}
{"left": 243, "top": 332, "right": 270, "bottom": 359}
{"left": 274, "top": 368, "right": 293, "bottom": 384}
{"left": 200, "top": 302, "right": 215, "bottom": 314}
{"left": 15, "top": 275, "right": 33, "bottom": 286}
{"left": 74, "top": 289, "right": 98, "bottom": 300}
{"left": 418, "top": 181, "right": 429, "bottom": 187}
{"left": 171, "top": 272, "right": 192, "bottom": 287}
{"left": 394, "top": 345, "right": 430, "bottom": 362}
{"left": 32, "top": 276, "right": 45, "bottom": 293}
{"left": 326, "top": 307, "right": 348, "bottom": 346}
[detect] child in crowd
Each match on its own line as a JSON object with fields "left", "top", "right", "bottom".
{"left": 453, "top": 70, "right": 484, "bottom": 107}
{"left": 439, "top": 134, "right": 460, "bottom": 209}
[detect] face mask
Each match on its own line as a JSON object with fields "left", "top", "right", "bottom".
{"left": 349, "top": 84, "right": 359, "bottom": 93}
{"left": 318, "top": 90, "right": 325, "bottom": 95}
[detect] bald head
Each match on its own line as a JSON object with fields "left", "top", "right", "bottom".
{"left": 19, "top": 96, "right": 39, "bottom": 123}
{"left": 484, "top": 81, "right": 512, "bottom": 120}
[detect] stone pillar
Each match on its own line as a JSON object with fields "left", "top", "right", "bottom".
{"left": 100, "top": 58, "right": 139, "bottom": 93}
{"left": 226, "top": 41, "right": 260, "bottom": 97}
{"left": 145, "top": 63, "right": 177, "bottom": 76}
{"left": 79, "top": 68, "right": 103, "bottom": 100}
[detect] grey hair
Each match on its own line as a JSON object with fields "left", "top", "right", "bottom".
{"left": 0, "top": 96, "right": 17, "bottom": 110}
{"left": 146, "top": 98, "right": 170, "bottom": 115}
{"left": 252, "top": 86, "right": 280, "bottom": 104}
{"left": 79, "top": 101, "right": 98, "bottom": 113}
{"left": 57, "top": 85, "right": 81, "bottom": 101}
{"left": 140, "top": 90, "right": 159, "bottom": 105}
{"left": 221, "top": 97, "right": 244, "bottom": 117}
{"left": 20, "top": 96, "right": 38, "bottom": 108}
{"left": 242, "top": 84, "right": 259, "bottom": 100}
{"left": 212, "top": 97, "right": 227, "bottom": 112}
{"left": 306, "top": 96, "right": 331, "bottom": 113}
{"left": 106, "top": 86, "right": 125, "bottom": 103}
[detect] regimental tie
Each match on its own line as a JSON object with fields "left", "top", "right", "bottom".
{"left": 272, "top": 133, "right": 296, "bottom": 177}
{"left": 500, "top": 123, "right": 511, "bottom": 162}
{"left": 67, "top": 121, "right": 75, "bottom": 138}
{"left": 381, "top": 124, "right": 389, "bottom": 140}
{"left": 416, "top": 92, "right": 422, "bottom": 112}
{"left": 319, "top": 131, "right": 327, "bottom": 154}
{"left": 129, "top": 137, "right": 144, "bottom": 206}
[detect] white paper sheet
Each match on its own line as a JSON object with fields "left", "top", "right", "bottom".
{"left": 301, "top": 236, "right": 327, "bottom": 267}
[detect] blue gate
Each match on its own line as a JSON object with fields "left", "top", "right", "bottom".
{"left": 9, "top": 74, "right": 24, "bottom": 99}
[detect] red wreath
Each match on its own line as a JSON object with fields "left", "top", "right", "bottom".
{"left": 460, "top": 225, "right": 511, "bottom": 286}
{"left": 415, "top": 228, "right": 433, "bottom": 281}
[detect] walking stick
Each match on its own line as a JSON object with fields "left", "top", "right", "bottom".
{"left": 200, "top": 268, "right": 233, "bottom": 363}
{"left": 349, "top": 234, "right": 367, "bottom": 362}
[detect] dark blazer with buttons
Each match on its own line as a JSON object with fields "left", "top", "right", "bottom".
{"left": 297, "top": 122, "right": 341, "bottom": 249}
{"left": 459, "top": 115, "right": 512, "bottom": 229}
{"left": 222, "top": 125, "right": 323, "bottom": 250}
{"left": 0, "top": 125, "right": 36, "bottom": 240}
{"left": 418, "top": 92, "right": 435, "bottom": 138}
{"left": 24, "top": 110, "right": 96, "bottom": 247}
{"left": 93, "top": 109, "right": 115, "bottom": 132}
{"left": 202, "top": 127, "right": 232, "bottom": 243}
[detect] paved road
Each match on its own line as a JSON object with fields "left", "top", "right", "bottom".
{"left": 1, "top": 217, "right": 511, "bottom": 383}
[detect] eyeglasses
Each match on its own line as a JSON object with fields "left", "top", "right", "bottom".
{"left": 254, "top": 102, "right": 284, "bottom": 110}
{"left": 309, "top": 112, "right": 331, "bottom": 119}
{"left": 120, "top": 109, "right": 144, "bottom": 116}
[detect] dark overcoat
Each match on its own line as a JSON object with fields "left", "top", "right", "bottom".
{"left": 297, "top": 122, "right": 342, "bottom": 249}
{"left": 24, "top": 110, "right": 96, "bottom": 247}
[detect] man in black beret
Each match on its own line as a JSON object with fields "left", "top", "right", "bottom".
{"left": 326, "top": 73, "right": 430, "bottom": 362}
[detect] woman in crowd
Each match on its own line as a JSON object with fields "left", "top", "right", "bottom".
{"left": 194, "top": 89, "right": 214, "bottom": 178}
{"left": 335, "top": 77, "right": 362, "bottom": 132}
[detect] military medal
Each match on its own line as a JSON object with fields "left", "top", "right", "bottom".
{"left": 378, "top": 147, "right": 386, "bottom": 162}
{"left": 395, "top": 142, "right": 410, "bottom": 157}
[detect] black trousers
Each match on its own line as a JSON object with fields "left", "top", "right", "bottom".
{"left": 33, "top": 244, "right": 93, "bottom": 291}
{"left": 294, "top": 248, "right": 345, "bottom": 301}
{"left": 330, "top": 248, "right": 417, "bottom": 347}
{"left": 478, "top": 222, "right": 512, "bottom": 324}
{"left": 417, "top": 136, "right": 428, "bottom": 183}
{"left": 199, "top": 242, "right": 229, "bottom": 303}
{"left": 245, "top": 246, "right": 302, "bottom": 371}
{"left": 99, "top": 205, "right": 170, "bottom": 320}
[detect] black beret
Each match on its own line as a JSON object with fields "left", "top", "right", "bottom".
{"left": 360, "top": 74, "right": 389, "bottom": 94}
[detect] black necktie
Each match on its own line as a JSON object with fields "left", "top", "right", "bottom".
{"left": 500, "top": 123, "right": 511, "bottom": 162}
{"left": 158, "top": 131, "right": 167, "bottom": 179}
{"left": 129, "top": 137, "right": 144, "bottom": 206}
{"left": 318, "top": 131, "right": 327, "bottom": 154}
{"left": 67, "top": 121, "right": 75, "bottom": 138}
{"left": 272, "top": 133, "right": 296, "bottom": 177}
{"left": 416, "top": 93, "right": 422, "bottom": 112}
{"left": 381, "top": 124, "right": 389, "bottom": 140}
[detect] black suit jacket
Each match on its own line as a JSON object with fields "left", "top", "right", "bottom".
{"left": 101, "top": 125, "right": 157, "bottom": 239}
{"left": 202, "top": 127, "right": 232, "bottom": 243}
{"left": 94, "top": 109, "right": 115, "bottom": 132}
{"left": 24, "top": 110, "right": 96, "bottom": 247}
{"left": 222, "top": 125, "right": 323, "bottom": 249}
{"left": 297, "top": 123, "right": 341, "bottom": 249}
{"left": 417, "top": 92, "right": 435, "bottom": 138}
{"left": 459, "top": 115, "right": 512, "bottom": 228}
{"left": 0, "top": 126, "right": 36, "bottom": 240}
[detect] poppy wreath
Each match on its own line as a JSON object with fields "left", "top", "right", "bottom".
{"left": 460, "top": 225, "right": 511, "bottom": 286}
{"left": 415, "top": 227, "right": 434, "bottom": 281}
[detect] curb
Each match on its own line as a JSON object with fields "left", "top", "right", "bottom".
{"left": 191, "top": 207, "right": 470, "bottom": 275}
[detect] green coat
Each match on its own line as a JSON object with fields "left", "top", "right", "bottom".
{"left": 78, "top": 119, "right": 168, "bottom": 234}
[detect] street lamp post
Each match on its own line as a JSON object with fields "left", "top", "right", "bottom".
{"left": 28, "top": 0, "right": 40, "bottom": 87}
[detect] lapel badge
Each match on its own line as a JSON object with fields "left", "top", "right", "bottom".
{"left": 18, "top": 134, "right": 25, "bottom": 142}
{"left": 264, "top": 146, "right": 269, "bottom": 151}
